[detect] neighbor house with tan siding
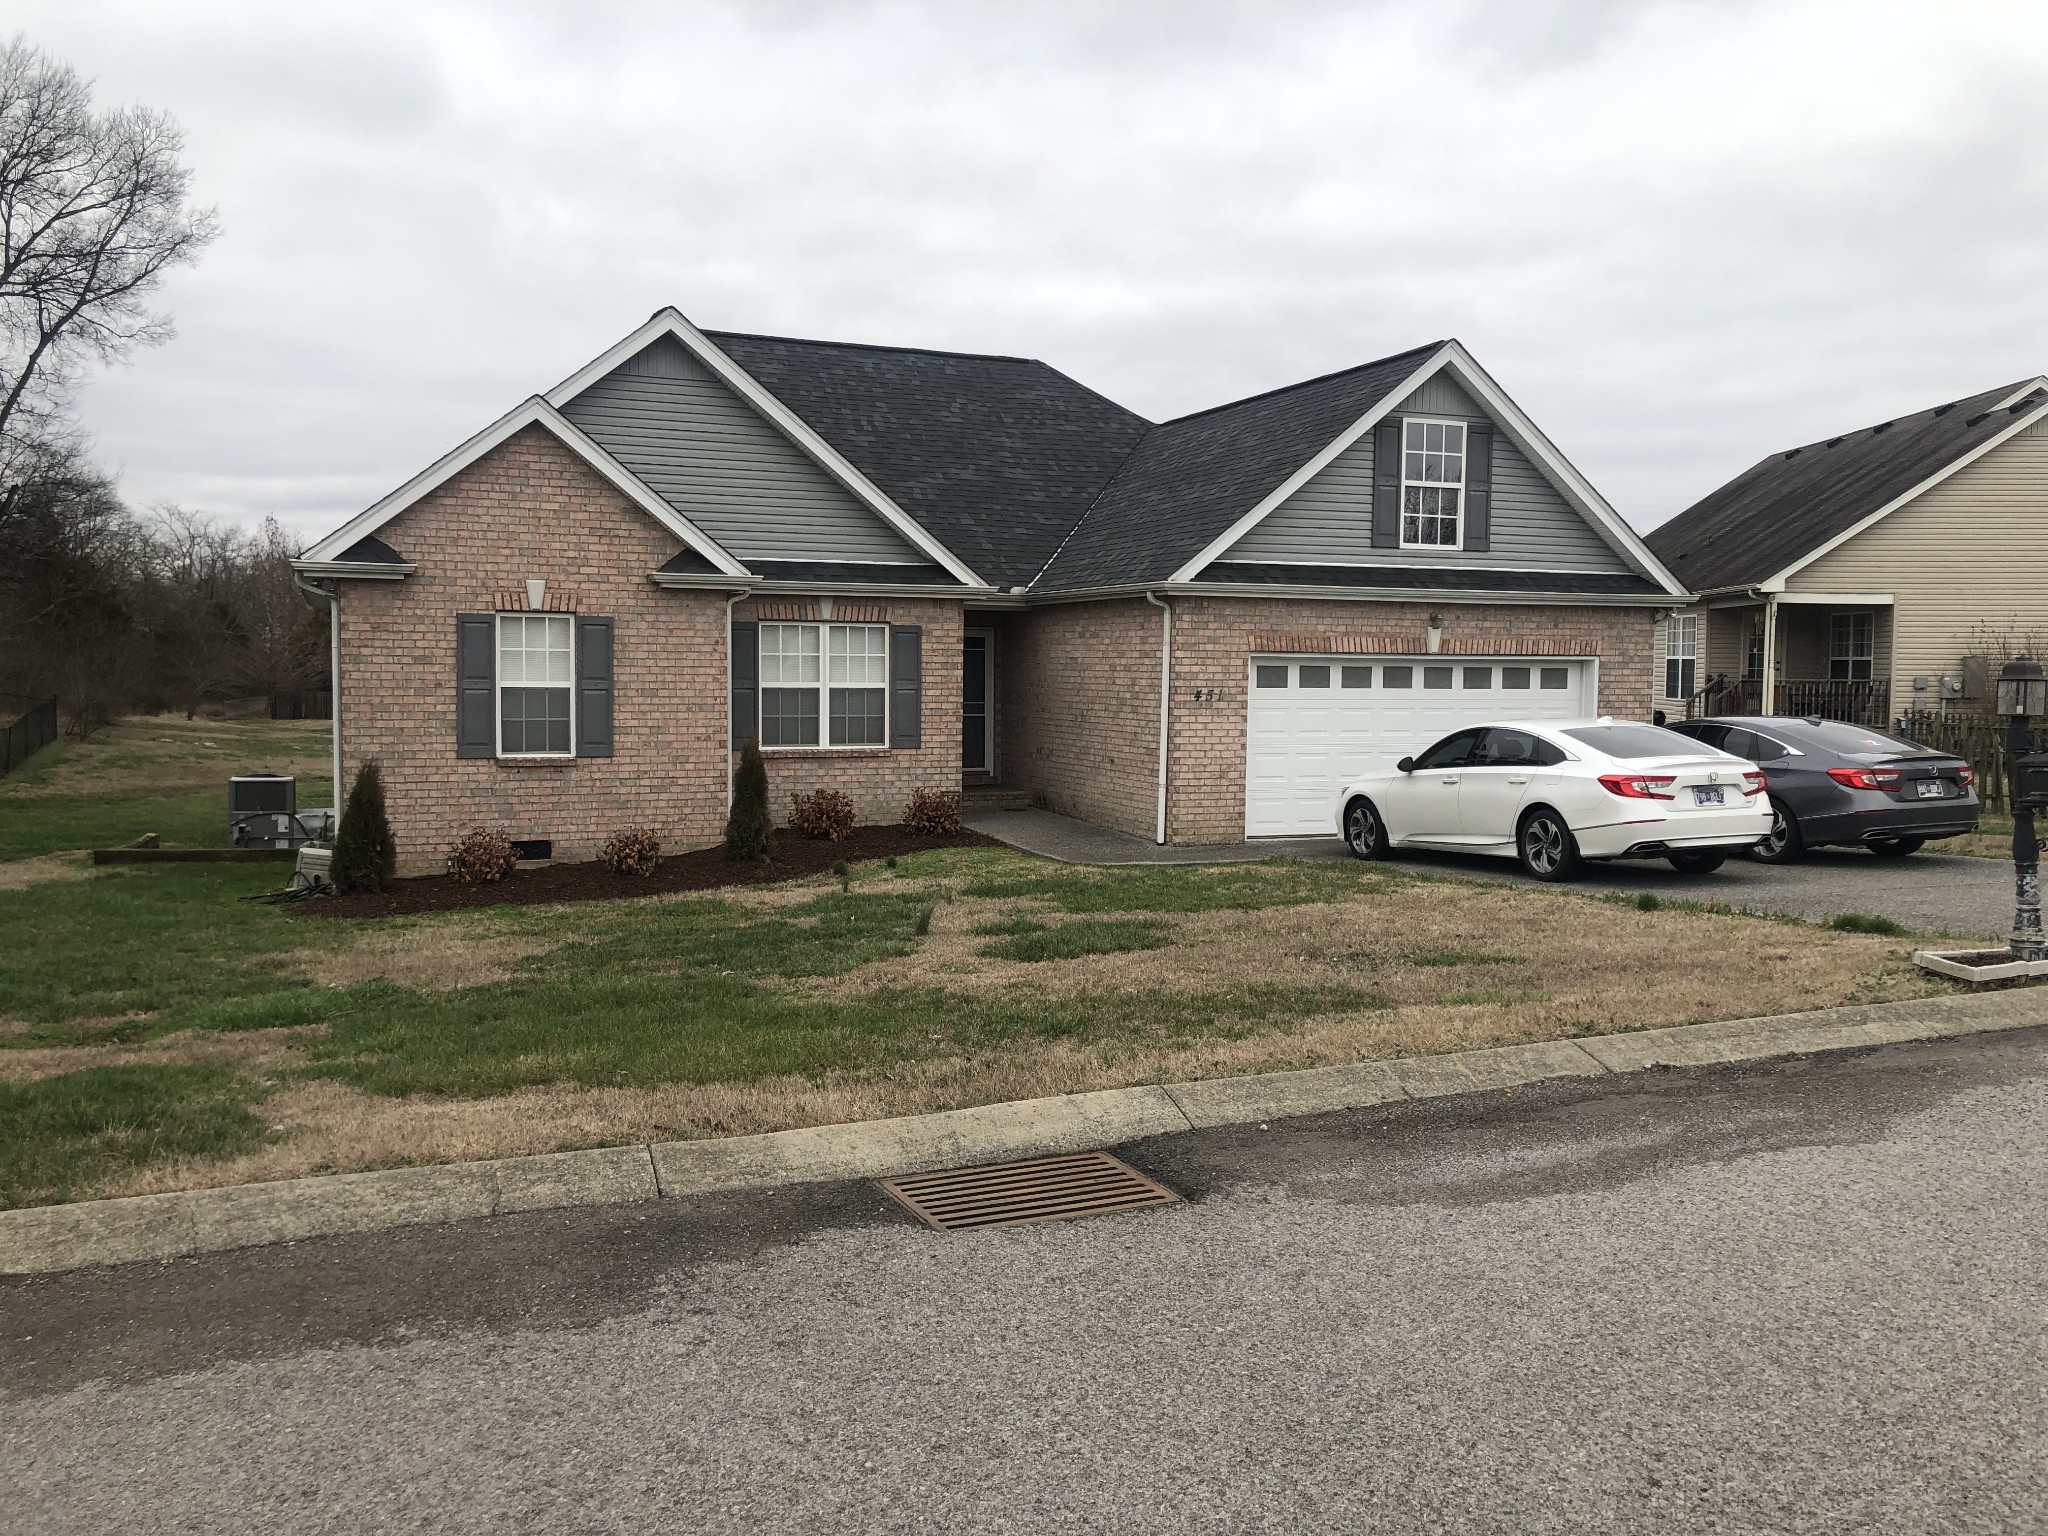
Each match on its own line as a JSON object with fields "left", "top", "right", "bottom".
{"left": 1646, "top": 378, "right": 2048, "bottom": 728}
{"left": 293, "top": 308, "right": 1683, "bottom": 868}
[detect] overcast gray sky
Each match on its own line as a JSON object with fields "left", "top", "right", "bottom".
{"left": 15, "top": 0, "right": 2048, "bottom": 542}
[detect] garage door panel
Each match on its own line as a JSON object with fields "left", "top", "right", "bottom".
{"left": 1245, "top": 656, "right": 1588, "bottom": 837}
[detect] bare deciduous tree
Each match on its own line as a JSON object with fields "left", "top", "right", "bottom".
{"left": 0, "top": 34, "right": 218, "bottom": 457}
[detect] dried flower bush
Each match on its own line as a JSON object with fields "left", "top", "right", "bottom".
{"left": 904, "top": 787, "right": 962, "bottom": 835}
{"left": 789, "top": 788, "right": 857, "bottom": 841}
{"left": 599, "top": 826, "right": 662, "bottom": 877}
{"left": 446, "top": 826, "right": 519, "bottom": 884}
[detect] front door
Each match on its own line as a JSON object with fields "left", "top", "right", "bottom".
{"left": 963, "top": 631, "right": 991, "bottom": 773}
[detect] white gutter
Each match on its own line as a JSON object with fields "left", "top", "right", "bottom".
{"left": 1146, "top": 591, "right": 1171, "bottom": 844}
{"left": 725, "top": 589, "right": 748, "bottom": 814}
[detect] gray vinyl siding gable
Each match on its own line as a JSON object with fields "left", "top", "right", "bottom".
{"left": 559, "top": 336, "right": 924, "bottom": 564}
{"left": 1224, "top": 373, "right": 1636, "bottom": 574}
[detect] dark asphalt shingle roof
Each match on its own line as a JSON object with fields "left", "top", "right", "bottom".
{"left": 1031, "top": 344, "right": 1443, "bottom": 593}
{"left": 1647, "top": 380, "right": 2048, "bottom": 592}
{"left": 704, "top": 331, "right": 1152, "bottom": 589}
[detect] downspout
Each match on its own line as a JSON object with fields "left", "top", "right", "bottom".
{"left": 1145, "top": 591, "right": 1171, "bottom": 845}
{"left": 294, "top": 575, "right": 342, "bottom": 827}
{"left": 725, "top": 589, "right": 747, "bottom": 814}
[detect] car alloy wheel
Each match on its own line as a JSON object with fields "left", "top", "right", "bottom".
{"left": 1344, "top": 798, "right": 1385, "bottom": 860}
{"left": 1747, "top": 799, "right": 1803, "bottom": 863}
{"left": 1518, "top": 808, "right": 1581, "bottom": 882}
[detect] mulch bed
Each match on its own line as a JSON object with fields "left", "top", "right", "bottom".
{"left": 298, "top": 824, "right": 996, "bottom": 919}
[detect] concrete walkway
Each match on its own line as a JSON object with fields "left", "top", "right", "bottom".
{"left": 963, "top": 805, "right": 1347, "bottom": 865}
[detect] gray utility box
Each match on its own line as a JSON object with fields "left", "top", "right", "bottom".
{"left": 228, "top": 775, "right": 335, "bottom": 850}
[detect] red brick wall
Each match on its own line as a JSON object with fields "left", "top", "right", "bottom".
{"left": 337, "top": 425, "right": 964, "bottom": 871}
{"left": 995, "top": 599, "right": 1164, "bottom": 840}
{"left": 1162, "top": 596, "right": 1657, "bottom": 843}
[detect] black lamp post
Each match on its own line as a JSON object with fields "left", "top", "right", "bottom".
{"left": 1996, "top": 656, "right": 2048, "bottom": 960}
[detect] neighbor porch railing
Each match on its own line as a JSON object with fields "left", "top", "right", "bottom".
{"left": 1684, "top": 677, "right": 1890, "bottom": 727}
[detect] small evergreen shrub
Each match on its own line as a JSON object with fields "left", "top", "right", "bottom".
{"left": 904, "top": 787, "right": 962, "bottom": 835}
{"left": 600, "top": 827, "right": 662, "bottom": 877}
{"left": 447, "top": 826, "right": 518, "bottom": 884}
{"left": 725, "top": 737, "right": 774, "bottom": 862}
{"left": 790, "top": 787, "right": 857, "bottom": 841}
{"left": 329, "top": 760, "right": 397, "bottom": 895}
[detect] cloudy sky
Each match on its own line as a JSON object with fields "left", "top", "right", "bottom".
{"left": 15, "top": 0, "right": 2048, "bottom": 542}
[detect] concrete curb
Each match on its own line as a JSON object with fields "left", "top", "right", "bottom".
{"left": 5, "top": 989, "right": 2044, "bottom": 1276}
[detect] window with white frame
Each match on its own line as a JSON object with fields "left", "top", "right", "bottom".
{"left": 499, "top": 614, "right": 574, "bottom": 756}
{"left": 1401, "top": 418, "right": 1465, "bottom": 548}
{"left": 760, "top": 622, "right": 889, "bottom": 747}
{"left": 1745, "top": 616, "right": 1765, "bottom": 681}
{"left": 1829, "top": 612, "right": 1874, "bottom": 682}
{"left": 1664, "top": 613, "right": 1698, "bottom": 700}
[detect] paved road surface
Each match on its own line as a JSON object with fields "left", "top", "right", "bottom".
{"left": 8, "top": 1029, "right": 2046, "bottom": 1533}
{"left": 970, "top": 806, "right": 2015, "bottom": 938}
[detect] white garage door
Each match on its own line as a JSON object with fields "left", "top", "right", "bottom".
{"left": 1244, "top": 656, "right": 1592, "bottom": 837}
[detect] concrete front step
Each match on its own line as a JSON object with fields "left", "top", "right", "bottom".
{"left": 961, "top": 786, "right": 1035, "bottom": 811}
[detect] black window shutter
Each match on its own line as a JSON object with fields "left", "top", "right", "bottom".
{"left": 1464, "top": 423, "right": 1493, "bottom": 553}
{"left": 730, "top": 620, "right": 758, "bottom": 748}
{"left": 1371, "top": 420, "right": 1403, "bottom": 548}
{"left": 456, "top": 613, "right": 495, "bottom": 758}
{"left": 890, "top": 625, "right": 922, "bottom": 748}
{"left": 575, "top": 616, "right": 614, "bottom": 757}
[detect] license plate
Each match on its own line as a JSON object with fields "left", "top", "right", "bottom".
{"left": 1916, "top": 780, "right": 1947, "bottom": 799}
{"left": 1692, "top": 785, "right": 1726, "bottom": 806}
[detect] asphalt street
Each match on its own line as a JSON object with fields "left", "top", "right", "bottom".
{"left": 8, "top": 1028, "right": 2046, "bottom": 1534}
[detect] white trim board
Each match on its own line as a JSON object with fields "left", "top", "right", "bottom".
{"left": 301, "top": 396, "right": 751, "bottom": 577}
{"left": 1765, "top": 387, "right": 2048, "bottom": 590}
{"left": 545, "top": 308, "right": 992, "bottom": 591}
{"left": 1771, "top": 591, "right": 1894, "bottom": 607}
{"left": 1167, "top": 341, "right": 1688, "bottom": 597}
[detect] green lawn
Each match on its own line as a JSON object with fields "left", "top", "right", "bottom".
{"left": 0, "top": 715, "right": 1947, "bottom": 1209}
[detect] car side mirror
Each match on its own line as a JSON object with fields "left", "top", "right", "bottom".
{"left": 1396, "top": 756, "right": 1415, "bottom": 774}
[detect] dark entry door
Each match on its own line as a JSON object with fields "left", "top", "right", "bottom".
{"left": 963, "top": 632, "right": 990, "bottom": 772}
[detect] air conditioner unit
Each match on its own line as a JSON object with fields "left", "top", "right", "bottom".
{"left": 229, "top": 774, "right": 322, "bottom": 850}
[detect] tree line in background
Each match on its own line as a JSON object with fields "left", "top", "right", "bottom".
{"left": 0, "top": 35, "right": 323, "bottom": 733}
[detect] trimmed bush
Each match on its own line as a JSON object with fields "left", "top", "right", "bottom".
{"left": 599, "top": 826, "right": 662, "bottom": 877}
{"left": 329, "top": 760, "right": 396, "bottom": 895}
{"left": 725, "top": 736, "right": 774, "bottom": 862}
{"left": 790, "top": 787, "right": 856, "bottom": 841}
{"left": 904, "top": 787, "right": 962, "bottom": 835}
{"left": 447, "top": 826, "right": 518, "bottom": 884}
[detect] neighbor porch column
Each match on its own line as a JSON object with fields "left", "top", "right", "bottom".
{"left": 1760, "top": 594, "right": 1779, "bottom": 716}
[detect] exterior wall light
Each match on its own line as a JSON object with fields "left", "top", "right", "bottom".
{"left": 1998, "top": 656, "right": 2048, "bottom": 960}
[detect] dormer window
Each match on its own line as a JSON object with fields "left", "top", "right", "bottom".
{"left": 1401, "top": 418, "right": 1465, "bottom": 548}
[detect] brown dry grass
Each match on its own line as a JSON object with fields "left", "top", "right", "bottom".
{"left": 27, "top": 871, "right": 1947, "bottom": 1201}
{"left": 0, "top": 1026, "right": 321, "bottom": 1084}
{"left": 282, "top": 928, "right": 565, "bottom": 992}
{"left": 0, "top": 852, "right": 96, "bottom": 891}
{"left": 5, "top": 715, "right": 330, "bottom": 798}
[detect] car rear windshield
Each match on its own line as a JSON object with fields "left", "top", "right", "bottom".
{"left": 1561, "top": 724, "right": 1715, "bottom": 760}
{"left": 1791, "top": 722, "right": 1931, "bottom": 758}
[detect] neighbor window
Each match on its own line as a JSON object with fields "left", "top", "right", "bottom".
{"left": 1401, "top": 418, "right": 1465, "bottom": 548}
{"left": 1829, "top": 612, "right": 1874, "bottom": 682}
{"left": 1665, "top": 613, "right": 1698, "bottom": 700}
{"left": 498, "top": 614, "right": 573, "bottom": 756}
{"left": 759, "top": 622, "right": 889, "bottom": 747}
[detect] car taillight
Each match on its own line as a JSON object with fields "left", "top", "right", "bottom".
{"left": 1828, "top": 767, "right": 1902, "bottom": 791}
{"left": 1741, "top": 771, "right": 1766, "bottom": 797}
{"left": 1598, "top": 773, "right": 1676, "bottom": 800}
{"left": 1959, "top": 765, "right": 1976, "bottom": 789}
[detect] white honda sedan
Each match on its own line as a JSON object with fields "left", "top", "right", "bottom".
{"left": 1334, "top": 718, "right": 1772, "bottom": 881}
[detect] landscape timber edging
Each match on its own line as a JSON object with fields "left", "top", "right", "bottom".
{"left": 3, "top": 987, "right": 2044, "bottom": 1277}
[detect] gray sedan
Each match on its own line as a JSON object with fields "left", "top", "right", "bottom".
{"left": 1662, "top": 715, "right": 1979, "bottom": 861}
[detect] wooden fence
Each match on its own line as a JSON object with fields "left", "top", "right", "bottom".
{"left": 0, "top": 696, "right": 57, "bottom": 777}
{"left": 1896, "top": 710, "right": 2013, "bottom": 812}
{"left": 270, "top": 690, "right": 332, "bottom": 720}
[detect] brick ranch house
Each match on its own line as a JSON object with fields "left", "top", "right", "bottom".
{"left": 292, "top": 309, "right": 1686, "bottom": 869}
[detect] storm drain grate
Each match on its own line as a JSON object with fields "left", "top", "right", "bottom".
{"left": 879, "top": 1152, "right": 1180, "bottom": 1232}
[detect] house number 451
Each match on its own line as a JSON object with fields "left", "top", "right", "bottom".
{"left": 1189, "top": 687, "right": 1225, "bottom": 702}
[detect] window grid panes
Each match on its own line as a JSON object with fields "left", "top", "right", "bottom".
{"left": 758, "top": 623, "right": 891, "bottom": 748}
{"left": 1829, "top": 612, "right": 1874, "bottom": 682}
{"left": 1665, "top": 613, "right": 1698, "bottom": 700}
{"left": 1401, "top": 418, "right": 1465, "bottom": 548}
{"left": 498, "top": 614, "right": 573, "bottom": 756}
